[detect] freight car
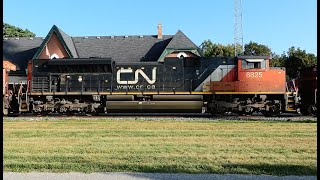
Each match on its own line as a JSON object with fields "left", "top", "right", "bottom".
{"left": 297, "top": 65, "right": 317, "bottom": 116}
{"left": 3, "top": 61, "right": 16, "bottom": 115}
{"left": 4, "top": 55, "right": 300, "bottom": 117}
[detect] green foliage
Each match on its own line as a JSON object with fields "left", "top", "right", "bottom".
{"left": 270, "top": 52, "right": 286, "bottom": 67}
{"left": 3, "top": 22, "right": 35, "bottom": 37}
{"left": 243, "top": 41, "right": 272, "bottom": 56}
{"left": 202, "top": 40, "right": 272, "bottom": 57}
{"left": 284, "top": 47, "right": 317, "bottom": 78}
{"left": 201, "top": 40, "right": 317, "bottom": 79}
{"left": 201, "top": 40, "right": 234, "bottom": 57}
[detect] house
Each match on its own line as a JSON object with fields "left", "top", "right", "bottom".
{"left": 3, "top": 24, "right": 202, "bottom": 84}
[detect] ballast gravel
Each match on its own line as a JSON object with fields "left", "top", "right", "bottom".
{"left": 3, "top": 113, "right": 317, "bottom": 122}
{"left": 3, "top": 172, "right": 317, "bottom": 180}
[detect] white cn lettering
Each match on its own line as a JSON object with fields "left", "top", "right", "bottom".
{"left": 117, "top": 68, "right": 157, "bottom": 84}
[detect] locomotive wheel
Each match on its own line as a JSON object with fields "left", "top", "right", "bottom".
{"left": 238, "top": 106, "right": 254, "bottom": 116}
{"left": 300, "top": 106, "right": 309, "bottom": 116}
{"left": 308, "top": 105, "right": 317, "bottom": 116}
{"left": 262, "top": 107, "right": 281, "bottom": 117}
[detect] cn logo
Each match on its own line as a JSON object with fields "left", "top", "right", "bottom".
{"left": 117, "top": 67, "right": 157, "bottom": 84}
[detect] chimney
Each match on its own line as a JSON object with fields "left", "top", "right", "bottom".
{"left": 157, "top": 23, "right": 163, "bottom": 39}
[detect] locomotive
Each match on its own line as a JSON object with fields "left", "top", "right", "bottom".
{"left": 4, "top": 55, "right": 301, "bottom": 116}
{"left": 3, "top": 25, "right": 313, "bottom": 117}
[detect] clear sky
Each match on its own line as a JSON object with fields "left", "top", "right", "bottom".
{"left": 4, "top": 0, "right": 317, "bottom": 55}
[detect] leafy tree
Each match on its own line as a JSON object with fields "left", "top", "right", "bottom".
{"left": 3, "top": 23, "right": 35, "bottom": 37}
{"left": 270, "top": 52, "right": 286, "bottom": 67}
{"left": 201, "top": 40, "right": 234, "bottom": 57}
{"left": 284, "top": 46, "right": 317, "bottom": 78}
{"left": 243, "top": 41, "right": 271, "bottom": 56}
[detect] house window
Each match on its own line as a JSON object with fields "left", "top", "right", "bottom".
{"left": 177, "top": 52, "right": 188, "bottom": 59}
{"left": 50, "top": 53, "right": 59, "bottom": 59}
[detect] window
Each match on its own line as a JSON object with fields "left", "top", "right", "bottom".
{"left": 50, "top": 53, "right": 59, "bottom": 59}
{"left": 177, "top": 52, "right": 188, "bottom": 59}
{"left": 242, "top": 59, "right": 266, "bottom": 69}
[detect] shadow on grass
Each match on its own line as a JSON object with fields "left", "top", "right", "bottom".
{"left": 6, "top": 162, "right": 316, "bottom": 176}
{"left": 220, "top": 163, "right": 317, "bottom": 176}
{"left": 100, "top": 163, "right": 317, "bottom": 176}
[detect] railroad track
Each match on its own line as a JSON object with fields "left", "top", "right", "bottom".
{"left": 4, "top": 112, "right": 317, "bottom": 122}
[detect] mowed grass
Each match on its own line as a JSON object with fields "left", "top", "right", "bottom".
{"left": 3, "top": 119, "right": 317, "bottom": 175}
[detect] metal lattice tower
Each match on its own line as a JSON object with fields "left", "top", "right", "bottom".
{"left": 234, "top": 0, "right": 244, "bottom": 56}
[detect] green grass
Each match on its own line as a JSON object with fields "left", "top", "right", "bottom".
{"left": 3, "top": 119, "right": 317, "bottom": 175}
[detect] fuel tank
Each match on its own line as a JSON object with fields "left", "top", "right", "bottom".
{"left": 106, "top": 101, "right": 203, "bottom": 113}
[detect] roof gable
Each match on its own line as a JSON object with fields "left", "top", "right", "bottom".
{"left": 32, "top": 25, "right": 78, "bottom": 59}
{"left": 165, "top": 30, "right": 198, "bottom": 50}
{"left": 157, "top": 30, "right": 203, "bottom": 62}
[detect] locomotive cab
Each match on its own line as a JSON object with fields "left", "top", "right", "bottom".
{"left": 236, "top": 56, "right": 286, "bottom": 93}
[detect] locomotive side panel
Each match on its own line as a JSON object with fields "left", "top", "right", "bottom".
{"left": 194, "top": 57, "right": 237, "bottom": 92}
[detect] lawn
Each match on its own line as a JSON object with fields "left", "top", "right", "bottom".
{"left": 3, "top": 118, "right": 317, "bottom": 175}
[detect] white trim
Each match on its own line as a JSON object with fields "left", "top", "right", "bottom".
{"left": 177, "top": 52, "right": 188, "bottom": 58}
{"left": 50, "top": 53, "right": 59, "bottom": 59}
{"left": 245, "top": 59, "right": 264, "bottom": 62}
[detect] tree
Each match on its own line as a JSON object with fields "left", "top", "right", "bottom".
{"left": 202, "top": 40, "right": 273, "bottom": 57}
{"left": 270, "top": 52, "right": 286, "bottom": 67}
{"left": 201, "top": 40, "right": 234, "bottom": 57}
{"left": 284, "top": 46, "right": 317, "bottom": 78}
{"left": 3, "top": 23, "right": 35, "bottom": 37}
{"left": 243, "top": 41, "right": 272, "bottom": 56}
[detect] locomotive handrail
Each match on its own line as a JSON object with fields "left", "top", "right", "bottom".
{"left": 26, "top": 80, "right": 30, "bottom": 94}
{"left": 4, "top": 82, "right": 8, "bottom": 95}
{"left": 315, "top": 89, "right": 317, "bottom": 104}
{"left": 17, "top": 82, "right": 23, "bottom": 104}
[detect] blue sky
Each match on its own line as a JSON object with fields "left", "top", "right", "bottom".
{"left": 4, "top": 0, "right": 317, "bottom": 55}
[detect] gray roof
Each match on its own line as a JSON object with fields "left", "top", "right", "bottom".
{"left": 55, "top": 26, "right": 78, "bottom": 58}
{"left": 72, "top": 35, "right": 173, "bottom": 62}
{"left": 165, "top": 30, "right": 199, "bottom": 50}
{"left": 3, "top": 25, "right": 201, "bottom": 75}
{"left": 3, "top": 37, "right": 44, "bottom": 71}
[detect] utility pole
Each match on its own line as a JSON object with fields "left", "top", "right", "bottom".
{"left": 234, "top": 0, "right": 244, "bottom": 56}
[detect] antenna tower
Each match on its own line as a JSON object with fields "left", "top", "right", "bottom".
{"left": 234, "top": 0, "right": 244, "bottom": 56}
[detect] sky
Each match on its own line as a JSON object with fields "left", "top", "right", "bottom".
{"left": 4, "top": 0, "right": 317, "bottom": 55}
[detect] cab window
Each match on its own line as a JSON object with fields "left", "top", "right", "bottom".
{"left": 242, "top": 59, "right": 266, "bottom": 69}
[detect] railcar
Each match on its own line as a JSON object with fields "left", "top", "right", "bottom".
{"left": 297, "top": 65, "right": 317, "bottom": 116}
{"left": 3, "top": 55, "right": 300, "bottom": 117}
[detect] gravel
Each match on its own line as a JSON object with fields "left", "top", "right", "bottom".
{"left": 3, "top": 172, "right": 317, "bottom": 180}
{"left": 3, "top": 113, "right": 317, "bottom": 122}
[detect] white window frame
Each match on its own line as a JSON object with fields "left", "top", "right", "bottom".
{"left": 50, "top": 53, "right": 59, "bottom": 59}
